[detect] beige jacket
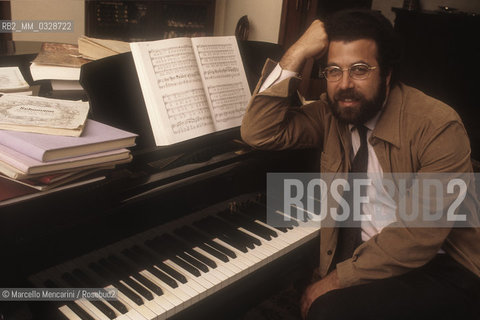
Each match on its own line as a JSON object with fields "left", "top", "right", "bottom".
{"left": 241, "top": 60, "right": 480, "bottom": 287}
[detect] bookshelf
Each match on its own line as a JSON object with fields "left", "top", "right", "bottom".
{"left": 85, "top": 0, "right": 216, "bottom": 41}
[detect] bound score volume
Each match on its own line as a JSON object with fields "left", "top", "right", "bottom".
{"left": 130, "top": 36, "right": 251, "bottom": 146}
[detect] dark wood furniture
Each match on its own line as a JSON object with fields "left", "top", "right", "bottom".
{"left": 393, "top": 7, "right": 480, "bottom": 159}
{"left": 85, "top": 0, "right": 216, "bottom": 41}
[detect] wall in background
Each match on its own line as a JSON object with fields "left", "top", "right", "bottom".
{"left": 10, "top": 0, "right": 84, "bottom": 44}
{"left": 11, "top": 0, "right": 282, "bottom": 44}
{"left": 215, "top": 0, "right": 283, "bottom": 43}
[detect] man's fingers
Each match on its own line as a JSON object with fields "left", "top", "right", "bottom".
{"left": 279, "top": 19, "right": 328, "bottom": 72}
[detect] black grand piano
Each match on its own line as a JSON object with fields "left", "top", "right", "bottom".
{"left": 0, "top": 41, "right": 320, "bottom": 320}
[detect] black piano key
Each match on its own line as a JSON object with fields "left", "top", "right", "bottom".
{"left": 122, "top": 247, "right": 178, "bottom": 289}
{"left": 210, "top": 215, "right": 263, "bottom": 247}
{"left": 181, "top": 245, "right": 217, "bottom": 269}
{"left": 55, "top": 311, "right": 70, "bottom": 320}
{"left": 202, "top": 216, "right": 255, "bottom": 249}
{"left": 130, "top": 245, "right": 188, "bottom": 284}
{"left": 174, "top": 227, "right": 230, "bottom": 263}
{"left": 159, "top": 234, "right": 211, "bottom": 272}
{"left": 71, "top": 268, "right": 128, "bottom": 314}
{"left": 248, "top": 202, "right": 298, "bottom": 229}
{"left": 166, "top": 233, "right": 217, "bottom": 269}
{"left": 170, "top": 255, "right": 201, "bottom": 277}
{"left": 146, "top": 237, "right": 201, "bottom": 277}
{"left": 44, "top": 279, "right": 95, "bottom": 320}
{"left": 88, "top": 262, "right": 144, "bottom": 306}
{"left": 61, "top": 272, "right": 116, "bottom": 320}
{"left": 193, "top": 218, "right": 249, "bottom": 253}
{"left": 243, "top": 207, "right": 289, "bottom": 232}
{"left": 219, "top": 210, "right": 276, "bottom": 240}
{"left": 203, "top": 216, "right": 258, "bottom": 251}
{"left": 176, "top": 226, "right": 236, "bottom": 259}
{"left": 61, "top": 302, "right": 95, "bottom": 320}
{"left": 218, "top": 210, "right": 270, "bottom": 240}
{"left": 236, "top": 206, "right": 279, "bottom": 232}
{"left": 177, "top": 251, "right": 209, "bottom": 273}
{"left": 107, "top": 255, "right": 163, "bottom": 297}
{"left": 98, "top": 258, "right": 154, "bottom": 301}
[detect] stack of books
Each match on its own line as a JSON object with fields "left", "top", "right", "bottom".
{"left": 0, "top": 94, "right": 137, "bottom": 195}
{"left": 0, "top": 119, "right": 137, "bottom": 193}
{"left": 29, "top": 42, "right": 89, "bottom": 100}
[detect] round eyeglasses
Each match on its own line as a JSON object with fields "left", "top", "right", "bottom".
{"left": 321, "top": 63, "right": 377, "bottom": 81}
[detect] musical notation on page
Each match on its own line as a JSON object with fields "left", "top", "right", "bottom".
{"left": 162, "top": 89, "right": 213, "bottom": 134}
{"left": 130, "top": 36, "right": 251, "bottom": 145}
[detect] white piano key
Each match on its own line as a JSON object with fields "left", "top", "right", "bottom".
{"left": 191, "top": 247, "right": 245, "bottom": 286}
{"left": 190, "top": 246, "right": 237, "bottom": 280}
{"left": 87, "top": 249, "right": 165, "bottom": 320}
{"left": 237, "top": 228, "right": 283, "bottom": 262}
{"left": 162, "top": 259, "right": 212, "bottom": 298}
{"left": 44, "top": 266, "right": 112, "bottom": 320}
{"left": 66, "top": 254, "right": 150, "bottom": 320}
{"left": 58, "top": 305, "right": 82, "bottom": 320}
{"left": 211, "top": 238, "right": 266, "bottom": 272}
{"left": 103, "top": 240, "right": 182, "bottom": 317}
{"left": 118, "top": 279, "right": 164, "bottom": 320}
{"left": 96, "top": 249, "right": 169, "bottom": 320}
{"left": 112, "top": 287, "right": 150, "bottom": 320}
{"left": 120, "top": 235, "right": 202, "bottom": 307}
{"left": 139, "top": 268, "right": 191, "bottom": 313}
{"left": 181, "top": 249, "right": 229, "bottom": 284}
{"left": 61, "top": 260, "right": 134, "bottom": 319}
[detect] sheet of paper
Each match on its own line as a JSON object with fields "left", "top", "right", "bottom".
{"left": 192, "top": 36, "right": 251, "bottom": 131}
{"left": 131, "top": 38, "right": 215, "bottom": 145}
{"left": 0, "top": 67, "right": 29, "bottom": 92}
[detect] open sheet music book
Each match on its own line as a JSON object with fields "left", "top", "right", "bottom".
{"left": 130, "top": 36, "right": 251, "bottom": 146}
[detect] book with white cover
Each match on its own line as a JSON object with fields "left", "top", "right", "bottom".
{"left": 0, "top": 94, "right": 89, "bottom": 136}
{"left": 30, "top": 42, "right": 89, "bottom": 81}
{"left": 0, "top": 67, "right": 30, "bottom": 93}
{"left": 30, "top": 62, "right": 81, "bottom": 81}
{"left": 130, "top": 36, "right": 250, "bottom": 146}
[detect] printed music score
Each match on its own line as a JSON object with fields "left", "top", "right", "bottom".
{"left": 163, "top": 89, "right": 213, "bottom": 134}
{"left": 197, "top": 44, "right": 241, "bottom": 80}
{"left": 149, "top": 46, "right": 202, "bottom": 90}
{"left": 208, "top": 83, "right": 248, "bottom": 123}
{"left": 131, "top": 36, "right": 251, "bottom": 145}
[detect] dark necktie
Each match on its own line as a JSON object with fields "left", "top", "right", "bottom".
{"left": 331, "top": 125, "right": 369, "bottom": 268}
{"left": 351, "top": 125, "right": 369, "bottom": 173}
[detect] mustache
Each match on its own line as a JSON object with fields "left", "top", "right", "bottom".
{"left": 334, "top": 89, "right": 363, "bottom": 101}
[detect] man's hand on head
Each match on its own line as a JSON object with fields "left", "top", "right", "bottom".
{"left": 280, "top": 19, "right": 329, "bottom": 73}
{"left": 300, "top": 269, "right": 341, "bottom": 319}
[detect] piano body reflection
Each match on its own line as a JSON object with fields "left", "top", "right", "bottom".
{"left": 0, "top": 41, "right": 320, "bottom": 319}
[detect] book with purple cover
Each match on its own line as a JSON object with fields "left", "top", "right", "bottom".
{"left": 0, "top": 119, "right": 137, "bottom": 162}
{"left": 0, "top": 144, "right": 132, "bottom": 179}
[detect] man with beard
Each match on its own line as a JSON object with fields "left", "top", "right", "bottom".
{"left": 241, "top": 9, "right": 480, "bottom": 320}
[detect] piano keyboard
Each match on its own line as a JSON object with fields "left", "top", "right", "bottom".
{"left": 30, "top": 195, "right": 320, "bottom": 320}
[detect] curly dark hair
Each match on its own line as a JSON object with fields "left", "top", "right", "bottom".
{"left": 324, "top": 9, "right": 402, "bottom": 85}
